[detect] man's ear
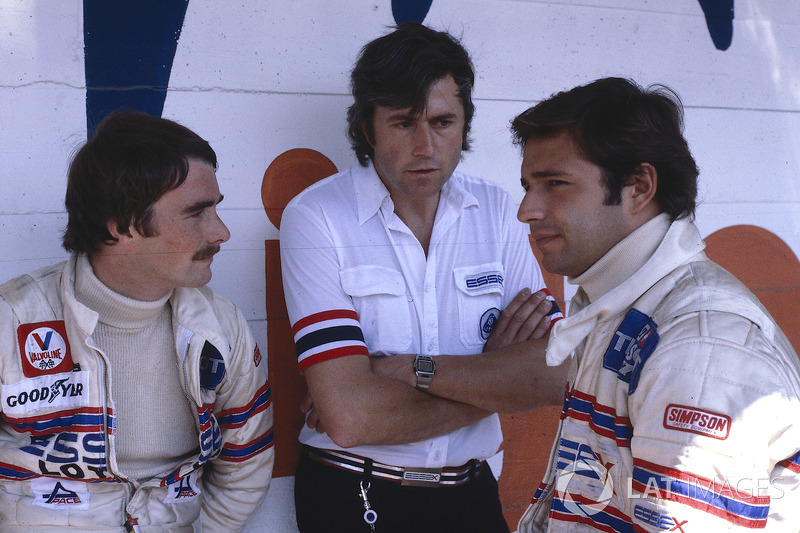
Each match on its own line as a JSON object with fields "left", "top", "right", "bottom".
{"left": 361, "top": 121, "right": 375, "bottom": 148}
{"left": 106, "top": 220, "right": 135, "bottom": 247}
{"left": 626, "top": 163, "right": 659, "bottom": 215}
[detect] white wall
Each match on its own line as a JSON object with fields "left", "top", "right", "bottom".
{"left": 2, "top": 1, "right": 799, "bottom": 531}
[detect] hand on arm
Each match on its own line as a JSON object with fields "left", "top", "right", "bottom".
{"left": 483, "top": 288, "right": 554, "bottom": 352}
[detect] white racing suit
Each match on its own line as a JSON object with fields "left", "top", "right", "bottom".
{"left": 0, "top": 255, "right": 274, "bottom": 532}
{"left": 519, "top": 216, "right": 800, "bottom": 532}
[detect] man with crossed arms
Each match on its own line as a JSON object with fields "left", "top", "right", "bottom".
{"left": 281, "top": 23, "right": 564, "bottom": 533}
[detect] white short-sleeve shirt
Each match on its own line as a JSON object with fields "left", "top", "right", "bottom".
{"left": 280, "top": 162, "right": 548, "bottom": 468}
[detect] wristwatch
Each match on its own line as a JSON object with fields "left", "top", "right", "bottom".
{"left": 413, "top": 354, "right": 436, "bottom": 392}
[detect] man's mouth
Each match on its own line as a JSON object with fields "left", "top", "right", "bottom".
{"left": 532, "top": 232, "right": 559, "bottom": 249}
{"left": 193, "top": 245, "right": 221, "bottom": 261}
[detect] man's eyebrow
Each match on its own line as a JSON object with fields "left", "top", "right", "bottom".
{"left": 182, "top": 194, "right": 224, "bottom": 215}
{"left": 386, "top": 110, "right": 417, "bottom": 122}
{"left": 526, "top": 169, "right": 569, "bottom": 179}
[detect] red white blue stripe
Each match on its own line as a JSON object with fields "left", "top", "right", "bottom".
{"left": 292, "top": 309, "right": 369, "bottom": 372}
{"left": 632, "top": 458, "right": 770, "bottom": 528}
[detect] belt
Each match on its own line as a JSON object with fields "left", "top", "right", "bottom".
{"left": 305, "top": 447, "right": 483, "bottom": 487}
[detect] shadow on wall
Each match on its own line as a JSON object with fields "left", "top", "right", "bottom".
{"left": 261, "top": 148, "right": 800, "bottom": 528}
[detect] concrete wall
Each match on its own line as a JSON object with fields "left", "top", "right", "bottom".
{"left": 2, "top": 1, "right": 799, "bottom": 531}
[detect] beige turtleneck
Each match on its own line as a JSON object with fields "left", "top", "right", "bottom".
{"left": 74, "top": 254, "right": 198, "bottom": 483}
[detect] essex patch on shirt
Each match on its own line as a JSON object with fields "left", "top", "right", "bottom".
{"left": 463, "top": 270, "right": 504, "bottom": 292}
{"left": 663, "top": 404, "right": 731, "bottom": 440}
{"left": 17, "top": 321, "right": 74, "bottom": 378}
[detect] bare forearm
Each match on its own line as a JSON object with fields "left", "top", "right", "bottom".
{"left": 340, "top": 388, "right": 492, "bottom": 447}
{"left": 305, "top": 357, "right": 491, "bottom": 448}
{"left": 428, "top": 341, "right": 568, "bottom": 412}
{"left": 370, "top": 340, "right": 568, "bottom": 414}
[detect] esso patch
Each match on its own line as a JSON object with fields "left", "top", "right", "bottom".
{"left": 17, "top": 321, "right": 73, "bottom": 378}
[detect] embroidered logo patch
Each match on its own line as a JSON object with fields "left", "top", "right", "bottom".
{"left": 480, "top": 307, "right": 500, "bottom": 340}
{"left": 199, "top": 341, "right": 226, "bottom": 390}
{"left": 602, "top": 308, "right": 659, "bottom": 395}
{"left": 2, "top": 371, "right": 90, "bottom": 415}
{"left": 164, "top": 471, "right": 201, "bottom": 503}
{"left": 31, "top": 478, "right": 89, "bottom": 509}
{"left": 465, "top": 271, "right": 503, "bottom": 291}
{"left": 17, "top": 321, "right": 74, "bottom": 378}
{"left": 253, "top": 345, "right": 262, "bottom": 367}
{"left": 663, "top": 404, "right": 731, "bottom": 440}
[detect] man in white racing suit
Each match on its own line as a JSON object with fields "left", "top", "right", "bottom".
{"left": 512, "top": 77, "right": 800, "bottom": 531}
{"left": 0, "top": 111, "right": 274, "bottom": 532}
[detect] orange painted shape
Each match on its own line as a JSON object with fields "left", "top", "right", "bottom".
{"left": 261, "top": 148, "right": 338, "bottom": 229}
{"left": 266, "top": 240, "right": 309, "bottom": 477}
{"left": 263, "top": 149, "right": 338, "bottom": 477}
{"left": 704, "top": 225, "right": 800, "bottom": 352}
{"left": 498, "top": 238, "right": 564, "bottom": 526}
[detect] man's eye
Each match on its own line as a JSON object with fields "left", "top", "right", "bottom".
{"left": 548, "top": 180, "right": 567, "bottom": 187}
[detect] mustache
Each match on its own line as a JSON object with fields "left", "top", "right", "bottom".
{"left": 192, "top": 245, "right": 221, "bottom": 261}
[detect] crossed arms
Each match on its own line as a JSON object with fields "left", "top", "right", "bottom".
{"left": 302, "top": 289, "right": 568, "bottom": 448}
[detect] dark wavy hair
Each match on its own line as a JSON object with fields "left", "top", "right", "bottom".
{"left": 347, "top": 23, "right": 475, "bottom": 166}
{"left": 63, "top": 110, "right": 217, "bottom": 252}
{"left": 511, "top": 77, "right": 698, "bottom": 220}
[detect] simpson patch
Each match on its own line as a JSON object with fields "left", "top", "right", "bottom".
{"left": 663, "top": 404, "right": 731, "bottom": 440}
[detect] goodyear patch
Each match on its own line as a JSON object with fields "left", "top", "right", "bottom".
{"left": 2, "top": 371, "right": 90, "bottom": 415}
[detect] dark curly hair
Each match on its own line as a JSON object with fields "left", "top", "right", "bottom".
{"left": 347, "top": 23, "right": 475, "bottom": 166}
{"left": 63, "top": 110, "right": 217, "bottom": 252}
{"left": 511, "top": 77, "right": 698, "bottom": 220}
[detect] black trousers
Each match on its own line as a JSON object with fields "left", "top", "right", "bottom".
{"left": 294, "top": 449, "right": 511, "bottom": 533}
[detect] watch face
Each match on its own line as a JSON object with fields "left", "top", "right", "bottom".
{"left": 417, "top": 359, "right": 435, "bottom": 373}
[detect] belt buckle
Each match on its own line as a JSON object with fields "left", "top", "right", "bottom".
{"left": 401, "top": 467, "right": 442, "bottom": 487}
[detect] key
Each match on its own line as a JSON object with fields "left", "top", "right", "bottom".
{"left": 359, "top": 481, "right": 378, "bottom": 531}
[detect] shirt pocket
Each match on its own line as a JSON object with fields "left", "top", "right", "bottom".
{"left": 453, "top": 263, "right": 505, "bottom": 348}
{"left": 340, "top": 265, "right": 412, "bottom": 353}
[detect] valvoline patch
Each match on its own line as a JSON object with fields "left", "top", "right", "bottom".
{"left": 602, "top": 308, "right": 659, "bottom": 395}
{"left": 17, "top": 321, "right": 74, "bottom": 378}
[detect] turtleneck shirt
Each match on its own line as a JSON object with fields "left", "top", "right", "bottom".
{"left": 74, "top": 254, "right": 199, "bottom": 483}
